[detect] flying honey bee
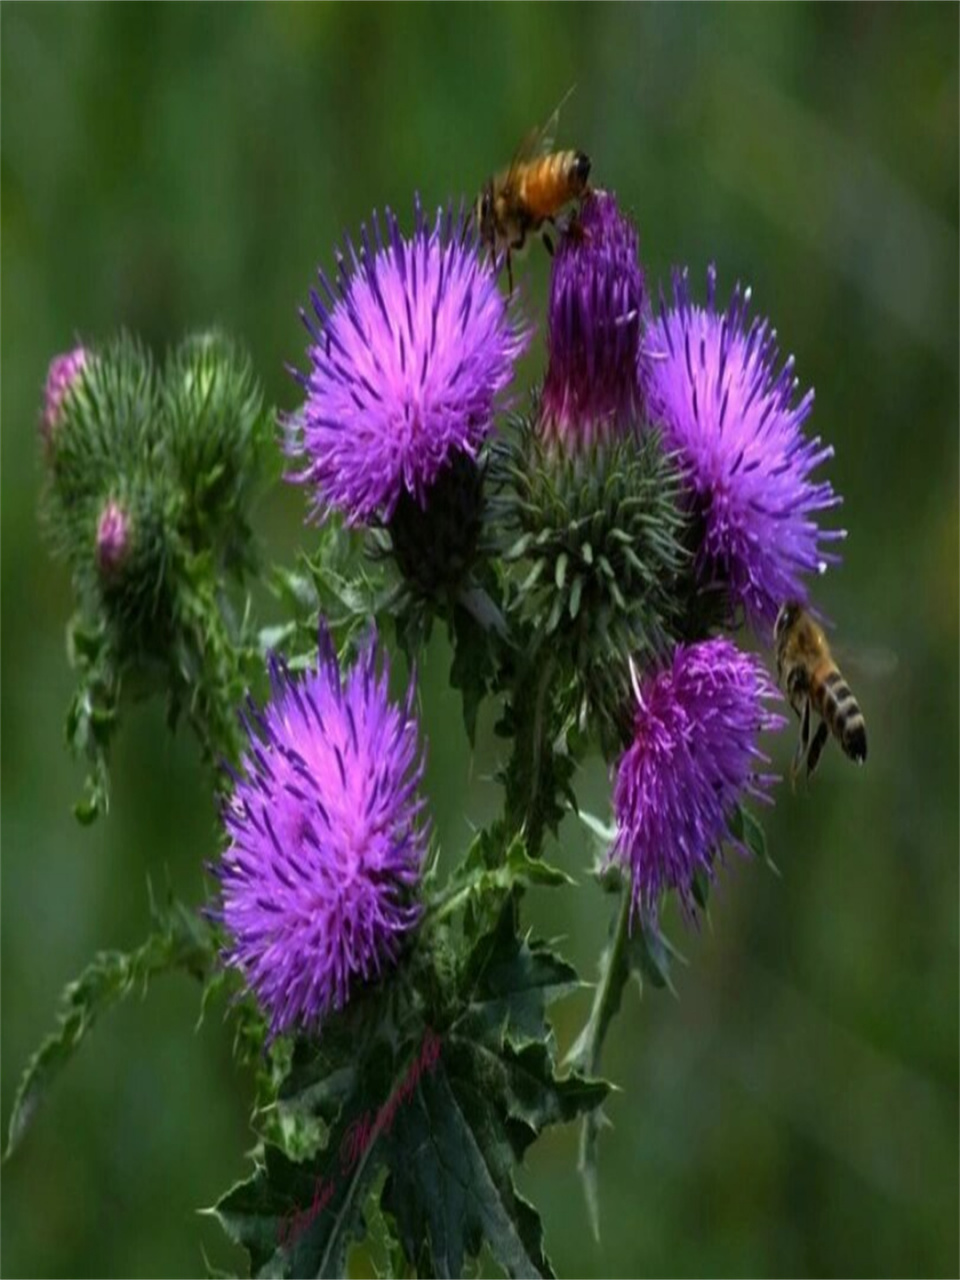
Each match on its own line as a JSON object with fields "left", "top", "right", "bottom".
{"left": 774, "top": 601, "right": 868, "bottom": 782}
{"left": 476, "top": 90, "right": 592, "bottom": 292}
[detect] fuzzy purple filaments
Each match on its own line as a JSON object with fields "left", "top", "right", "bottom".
{"left": 612, "top": 637, "right": 785, "bottom": 922}
{"left": 288, "top": 198, "right": 527, "bottom": 526}
{"left": 213, "top": 628, "right": 429, "bottom": 1037}
{"left": 641, "top": 266, "right": 844, "bottom": 630}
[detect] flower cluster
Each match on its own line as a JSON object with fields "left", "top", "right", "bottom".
{"left": 214, "top": 187, "right": 846, "bottom": 1021}
{"left": 212, "top": 629, "right": 428, "bottom": 1038}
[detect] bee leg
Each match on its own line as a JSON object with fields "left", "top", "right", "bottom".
{"left": 506, "top": 250, "right": 514, "bottom": 296}
{"left": 542, "top": 231, "right": 555, "bottom": 257}
{"left": 791, "top": 699, "right": 812, "bottom": 789}
{"left": 805, "top": 721, "right": 830, "bottom": 780}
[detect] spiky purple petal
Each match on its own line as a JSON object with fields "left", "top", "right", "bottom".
{"left": 641, "top": 267, "right": 844, "bottom": 629}
{"left": 541, "top": 191, "right": 645, "bottom": 448}
{"left": 611, "top": 638, "right": 785, "bottom": 922}
{"left": 287, "top": 198, "right": 527, "bottom": 526}
{"left": 215, "top": 628, "right": 429, "bottom": 1037}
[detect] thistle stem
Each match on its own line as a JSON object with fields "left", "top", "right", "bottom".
{"left": 569, "top": 880, "right": 632, "bottom": 1077}
{"left": 567, "top": 880, "right": 633, "bottom": 1242}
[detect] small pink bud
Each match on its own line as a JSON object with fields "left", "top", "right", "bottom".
{"left": 96, "top": 500, "right": 131, "bottom": 574}
{"left": 40, "top": 346, "right": 88, "bottom": 443}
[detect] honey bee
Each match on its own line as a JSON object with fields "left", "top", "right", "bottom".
{"left": 476, "top": 90, "right": 591, "bottom": 292}
{"left": 774, "top": 601, "right": 868, "bottom": 782}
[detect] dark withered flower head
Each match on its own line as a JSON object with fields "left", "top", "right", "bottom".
{"left": 288, "top": 197, "right": 528, "bottom": 527}
{"left": 641, "top": 266, "right": 844, "bottom": 630}
{"left": 611, "top": 638, "right": 784, "bottom": 922}
{"left": 212, "top": 626, "right": 429, "bottom": 1038}
{"left": 540, "top": 190, "right": 645, "bottom": 449}
{"left": 40, "top": 346, "right": 89, "bottom": 444}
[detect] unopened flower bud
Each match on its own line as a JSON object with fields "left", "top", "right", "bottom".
{"left": 95, "top": 499, "right": 131, "bottom": 575}
{"left": 40, "top": 347, "right": 88, "bottom": 444}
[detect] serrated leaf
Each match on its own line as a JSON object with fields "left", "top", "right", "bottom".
{"left": 5, "top": 892, "right": 214, "bottom": 1159}
{"left": 215, "top": 904, "right": 605, "bottom": 1279}
{"left": 454, "top": 895, "right": 580, "bottom": 1045}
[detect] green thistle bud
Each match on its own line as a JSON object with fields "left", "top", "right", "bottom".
{"left": 90, "top": 480, "right": 178, "bottom": 651}
{"left": 497, "top": 415, "right": 689, "bottom": 751}
{"left": 44, "top": 334, "right": 160, "bottom": 519}
{"left": 162, "top": 331, "right": 272, "bottom": 571}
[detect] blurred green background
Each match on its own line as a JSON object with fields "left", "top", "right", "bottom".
{"left": 2, "top": 5, "right": 957, "bottom": 1277}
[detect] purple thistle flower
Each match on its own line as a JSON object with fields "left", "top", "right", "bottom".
{"left": 95, "top": 499, "right": 131, "bottom": 574}
{"left": 641, "top": 266, "right": 844, "bottom": 630}
{"left": 540, "top": 191, "right": 645, "bottom": 449}
{"left": 611, "top": 638, "right": 785, "bottom": 922}
{"left": 213, "top": 628, "right": 429, "bottom": 1038}
{"left": 40, "top": 346, "right": 88, "bottom": 443}
{"left": 288, "top": 198, "right": 527, "bottom": 526}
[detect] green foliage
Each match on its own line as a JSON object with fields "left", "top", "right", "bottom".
{"left": 40, "top": 331, "right": 274, "bottom": 817}
{"left": 163, "top": 331, "right": 276, "bottom": 574}
{"left": 4, "top": 888, "right": 214, "bottom": 1160}
{"left": 213, "top": 893, "right": 606, "bottom": 1279}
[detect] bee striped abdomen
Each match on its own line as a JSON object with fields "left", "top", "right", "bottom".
{"left": 814, "top": 667, "right": 868, "bottom": 764}
{"left": 520, "top": 150, "right": 591, "bottom": 220}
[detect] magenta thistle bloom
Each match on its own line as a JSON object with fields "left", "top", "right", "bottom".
{"left": 40, "top": 346, "right": 88, "bottom": 442}
{"left": 95, "top": 499, "right": 131, "bottom": 574}
{"left": 540, "top": 190, "right": 645, "bottom": 449}
{"left": 288, "top": 198, "right": 527, "bottom": 526}
{"left": 213, "top": 628, "right": 429, "bottom": 1037}
{"left": 641, "top": 266, "right": 844, "bottom": 629}
{"left": 611, "top": 638, "right": 784, "bottom": 921}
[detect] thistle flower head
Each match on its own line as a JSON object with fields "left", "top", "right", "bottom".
{"left": 611, "top": 638, "right": 784, "bottom": 921}
{"left": 41, "top": 346, "right": 89, "bottom": 442}
{"left": 213, "top": 628, "right": 429, "bottom": 1038}
{"left": 288, "top": 198, "right": 527, "bottom": 526}
{"left": 641, "top": 267, "right": 844, "bottom": 630}
{"left": 540, "top": 191, "right": 644, "bottom": 449}
{"left": 95, "top": 499, "right": 131, "bottom": 575}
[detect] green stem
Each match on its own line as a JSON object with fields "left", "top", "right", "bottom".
{"left": 568, "top": 882, "right": 632, "bottom": 1077}
{"left": 421, "top": 880, "right": 478, "bottom": 928}
{"left": 567, "top": 881, "right": 633, "bottom": 1242}
{"left": 504, "top": 650, "right": 558, "bottom": 858}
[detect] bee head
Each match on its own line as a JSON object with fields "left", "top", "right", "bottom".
{"left": 774, "top": 600, "right": 803, "bottom": 643}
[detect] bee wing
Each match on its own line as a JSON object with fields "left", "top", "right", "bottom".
{"left": 834, "top": 644, "right": 900, "bottom": 683}
{"left": 503, "top": 86, "right": 577, "bottom": 190}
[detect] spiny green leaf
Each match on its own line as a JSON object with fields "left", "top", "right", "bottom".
{"left": 5, "top": 891, "right": 214, "bottom": 1159}
{"left": 433, "top": 830, "right": 573, "bottom": 945}
{"left": 216, "top": 905, "right": 605, "bottom": 1279}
